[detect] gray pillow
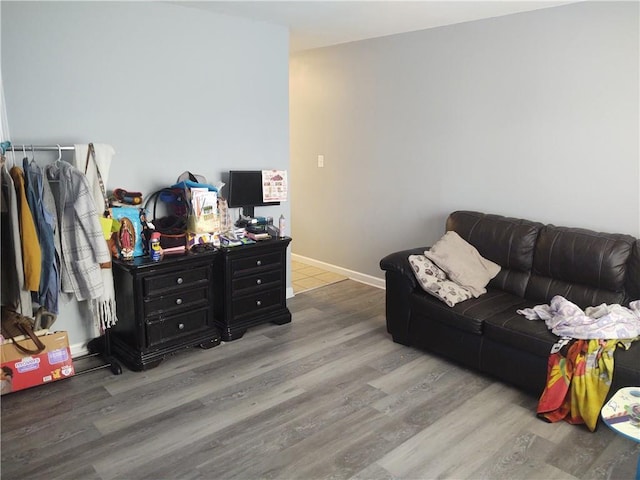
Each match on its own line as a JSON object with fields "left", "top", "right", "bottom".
{"left": 425, "top": 231, "right": 500, "bottom": 297}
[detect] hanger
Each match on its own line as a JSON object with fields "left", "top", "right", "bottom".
{"left": 56, "top": 144, "right": 62, "bottom": 161}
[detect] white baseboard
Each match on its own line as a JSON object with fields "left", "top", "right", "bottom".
{"left": 70, "top": 343, "right": 89, "bottom": 359}
{"left": 291, "top": 254, "right": 385, "bottom": 290}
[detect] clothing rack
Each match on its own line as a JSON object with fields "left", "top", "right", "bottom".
{"left": 1, "top": 140, "right": 123, "bottom": 376}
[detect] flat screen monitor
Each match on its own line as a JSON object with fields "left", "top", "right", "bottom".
{"left": 226, "top": 170, "right": 280, "bottom": 218}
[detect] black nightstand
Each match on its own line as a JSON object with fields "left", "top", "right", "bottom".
{"left": 213, "top": 237, "right": 292, "bottom": 341}
{"left": 111, "top": 251, "right": 221, "bottom": 371}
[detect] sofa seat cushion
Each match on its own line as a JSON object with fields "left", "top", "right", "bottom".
{"left": 409, "top": 288, "right": 527, "bottom": 335}
{"left": 483, "top": 305, "right": 560, "bottom": 358}
{"left": 485, "top": 309, "right": 640, "bottom": 391}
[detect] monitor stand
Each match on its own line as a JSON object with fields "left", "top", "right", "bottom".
{"left": 242, "top": 206, "right": 255, "bottom": 218}
{"left": 236, "top": 207, "right": 255, "bottom": 228}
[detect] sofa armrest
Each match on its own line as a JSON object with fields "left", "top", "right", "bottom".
{"left": 380, "top": 247, "right": 428, "bottom": 346}
{"left": 379, "top": 246, "right": 429, "bottom": 290}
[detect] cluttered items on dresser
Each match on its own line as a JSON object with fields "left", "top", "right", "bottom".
{"left": 137, "top": 170, "right": 228, "bottom": 258}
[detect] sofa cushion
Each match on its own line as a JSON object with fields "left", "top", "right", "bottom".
{"left": 483, "top": 305, "right": 561, "bottom": 358}
{"left": 409, "top": 288, "right": 527, "bottom": 335}
{"left": 485, "top": 307, "right": 640, "bottom": 391}
{"left": 425, "top": 231, "right": 500, "bottom": 297}
{"left": 527, "top": 225, "right": 636, "bottom": 308}
{"left": 446, "top": 211, "right": 542, "bottom": 298}
{"left": 408, "top": 254, "right": 473, "bottom": 307}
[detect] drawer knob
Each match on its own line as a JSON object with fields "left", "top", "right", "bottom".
{"left": 176, "top": 298, "right": 183, "bottom": 305}
{"left": 176, "top": 277, "right": 184, "bottom": 285}
{"left": 256, "top": 279, "right": 262, "bottom": 285}
{"left": 256, "top": 300, "right": 262, "bottom": 307}
{"left": 178, "top": 323, "right": 185, "bottom": 330}
{"left": 256, "top": 260, "right": 262, "bottom": 266}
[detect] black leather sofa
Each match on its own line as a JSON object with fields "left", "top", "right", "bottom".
{"left": 380, "top": 211, "right": 640, "bottom": 397}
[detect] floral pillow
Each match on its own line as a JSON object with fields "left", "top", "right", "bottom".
{"left": 409, "top": 254, "right": 473, "bottom": 307}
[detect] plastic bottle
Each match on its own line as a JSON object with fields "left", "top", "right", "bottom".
{"left": 149, "top": 232, "right": 163, "bottom": 261}
{"left": 278, "top": 214, "right": 285, "bottom": 238}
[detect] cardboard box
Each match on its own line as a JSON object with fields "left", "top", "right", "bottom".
{"left": 1, "top": 331, "right": 75, "bottom": 395}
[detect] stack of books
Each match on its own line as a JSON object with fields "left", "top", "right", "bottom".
{"left": 245, "top": 231, "right": 270, "bottom": 241}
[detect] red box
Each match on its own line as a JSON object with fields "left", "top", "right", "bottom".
{"left": 1, "top": 331, "right": 75, "bottom": 395}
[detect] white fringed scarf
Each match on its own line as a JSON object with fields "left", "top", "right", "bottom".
{"left": 73, "top": 143, "right": 118, "bottom": 331}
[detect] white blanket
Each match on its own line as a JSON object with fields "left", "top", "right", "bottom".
{"left": 517, "top": 295, "right": 640, "bottom": 339}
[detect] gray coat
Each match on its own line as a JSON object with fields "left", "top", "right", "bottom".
{"left": 46, "top": 161, "right": 110, "bottom": 301}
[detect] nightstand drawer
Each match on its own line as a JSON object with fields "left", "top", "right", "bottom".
{"left": 232, "top": 288, "right": 282, "bottom": 319}
{"left": 144, "top": 287, "right": 209, "bottom": 317}
{"left": 232, "top": 270, "right": 281, "bottom": 294}
{"left": 231, "top": 252, "right": 281, "bottom": 276}
{"left": 143, "top": 266, "right": 209, "bottom": 296}
{"left": 146, "top": 307, "right": 209, "bottom": 347}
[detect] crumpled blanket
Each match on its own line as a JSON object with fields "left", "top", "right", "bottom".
{"left": 517, "top": 296, "right": 639, "bottom": 431}
{"left": 517, "top": 295, "right": 640, "bottom": 339}
{"left": 537, "top": 338, "right": 634, "bottom": 431}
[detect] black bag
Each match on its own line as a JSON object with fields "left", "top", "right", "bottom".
{"left": 142, "top": 188, "right": 188, "bottom": 250}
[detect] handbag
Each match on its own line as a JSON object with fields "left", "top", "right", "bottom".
{"left": 1, "top": 308, "right": 46, "bottom": 355}
{"left": 142, "top": 188, "right": 188, "bottom": 250}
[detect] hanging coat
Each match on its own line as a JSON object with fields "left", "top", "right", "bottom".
{"left": 23, "top": 158, "right": 59, "bottom": 314}
{"left": 46, "top": 160, "right": 110, "bottom": 301}
{"left": 1, "top": 161, "right": 34, "bottom": 315}
{"left": 9, "top": 166, "right": 41, "bottom": 292}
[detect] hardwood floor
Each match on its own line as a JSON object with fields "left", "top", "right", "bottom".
{"left": 1, "top": 279, "right": 639, "bottom": 480}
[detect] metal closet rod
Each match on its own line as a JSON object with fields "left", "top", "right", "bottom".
{"left": 9, "top": 144, "right": 75, "bottom": 151}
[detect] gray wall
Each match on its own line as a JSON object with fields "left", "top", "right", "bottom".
{"left": 2, "top": 1, "right": 290, "bottom": 353}
{"left": 290, "top": 1, "right": 639, "bottom": 280}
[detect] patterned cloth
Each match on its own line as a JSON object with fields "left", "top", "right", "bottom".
{"left": 409, "top": 254, "right": 473, "bottom": 307}
{"left": 537, "top": 338, "right": 635, "bottom": 431}
{"left": 518, "top": 295, "right": 640, "bottom": 339}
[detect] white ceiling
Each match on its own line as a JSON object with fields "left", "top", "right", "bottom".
{"left": 176, "top": 1, "right": 575, "bottom": 52}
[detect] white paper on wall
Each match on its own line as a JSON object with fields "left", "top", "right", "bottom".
{"left": 261, "top": 170, "right": 287, "bottom": 202}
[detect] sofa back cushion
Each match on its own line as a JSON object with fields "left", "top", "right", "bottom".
{"left": 446, "top": 211, "right": 542, "bottom": 297}
{"left": 526, "top": 225, "right": 636, "bottom": 308}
